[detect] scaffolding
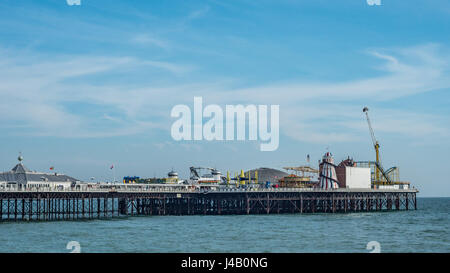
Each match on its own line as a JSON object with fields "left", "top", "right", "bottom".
{"left": 356, "top": 161, "right": 408, "bottom": 186}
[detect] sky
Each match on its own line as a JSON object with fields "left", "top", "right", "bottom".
{"left": 0, "top": 0, "right": 449, "bottom": 196}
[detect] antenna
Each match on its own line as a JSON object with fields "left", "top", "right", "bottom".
{"left": 18, "top": 152, "right": 24, "bottom": 162}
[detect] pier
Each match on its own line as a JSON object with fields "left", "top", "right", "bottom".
{"left": 0, "top": 188, "right": 417, "bottom": 221}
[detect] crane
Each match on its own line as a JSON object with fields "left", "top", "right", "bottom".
{"left": 363, "top": 107, "right": 392, "bottom": 184}
{"left": 363, "top": 107, "right": 381, "bottom": 182}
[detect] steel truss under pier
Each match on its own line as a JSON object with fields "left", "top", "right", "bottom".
{"left": 0, "top": 193, "right": 120, "bottom": 221}
{"left": 0, "top": 190, "right": 417, "bottom": 221}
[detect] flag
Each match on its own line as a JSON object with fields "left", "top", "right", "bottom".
{"left": 110, "top": 164, "right": 114, "bottom": 170}
{"left": 50, "top": 166, "right": 54, "bottom": 170}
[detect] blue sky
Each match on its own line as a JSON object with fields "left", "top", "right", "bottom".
{"left": 0, "top": 0, "right": 449, "bottom": 196}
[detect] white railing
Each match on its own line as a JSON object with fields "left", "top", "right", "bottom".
{"left": 0, "top": 186, "right": 417, "bottom": 194}
{"left": 0, "top": 186, "right": 318, "bottom": 193}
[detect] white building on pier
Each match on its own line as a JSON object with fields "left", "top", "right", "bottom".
{"left": 0, "top": 155, "right": 80, "bottom": 189}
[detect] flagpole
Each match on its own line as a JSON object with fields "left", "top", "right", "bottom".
{"left": 113, "top": 164, "right": 116, "bottom": 183}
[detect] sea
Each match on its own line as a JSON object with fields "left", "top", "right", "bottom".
{"left": 0, "top": 197, "right": 448, "bottom": 253}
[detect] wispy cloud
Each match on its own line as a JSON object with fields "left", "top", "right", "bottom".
{"left": 0, "top": 51, "right": 186, "bottom": 137}
{"left": 206, "top": 44, "right": 450, "bottom": 143}
{"left": 0, "top": 44, "right": 448, "bottom": 144}
{"left": 187, "top": 6, "right": 211, "bottom": 20}
{"left": 131, "top": 34, "right": 170, "bottom": 49}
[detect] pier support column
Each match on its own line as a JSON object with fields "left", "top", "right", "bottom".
{"left": 21, "top": 198, "right": 25, "bottom": 220}
{"left": 104, "top": 198, "right": 107, "bottom": 218}
{"left": 300, "top": 194, "right": 303, "bottom": 213}
{"left": 187, "top": 197, "right": 190, "bottom": 215}
{"left": 75, "top": 198, "right": 78, "bottom": 219}
{"left": 111, "top": 197, "right": 114, "bottom": 216}
{"left": 217, "top": 198, "right": 221, "bottom": 215}
{"left": 29, "top": 198, "right": 32, "bottom": 221}
{"left": 365, "top": 195, "right": 369, "bottom": 211}
{"left": 45, "top": 198, "right": 48, "bottom": 220}
{"left": 163, "top": 195, "right": 167, "bottom": 215}
{"left": 246, "top": 194, "right": 250, "bottom": 214}
{"left": 344, "top": 195, "right": 348, "bottom": 213}
{"left": 135, "top": 198, "right": 140, "bottom": 215}
{"left": 58, "top": 198, "right": 61, "bottom": 220}
{"left": 82, "top": 197, "right": 85, "bottom": 218}
{"left": 414, "top": 193, "right": 417, "bottom": 210}
{"left": 405, "top": 193, "right": 409, "bottom": 210}
{"left": 90, "top": 197, "right": 93, "bottom": 219}
{"left": 37, "top": 197, "right": 40, "bottom": 221}
{"left": 97, "top": 198, "right": 100, "bottom": 218}
{"left": 332, "top": 194, "right": 335, "bottom": 213}
{"left": 119, "top": 198, "right": 128, "bottom": 215}
{"left": 14, "top": 198, "right": 18, "bottom": 221}
{"left": 48, "top": 197, "right": 51, "bottom": 220}
{"left": 7, "top": 199, "right": 10, "bottom": 220}
{"left": 387, "top": 195, "right": 392, "bottom": 210}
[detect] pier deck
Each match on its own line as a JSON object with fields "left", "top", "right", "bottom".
{"left": 0, "top": 188, "right": 418, "bottom": 221}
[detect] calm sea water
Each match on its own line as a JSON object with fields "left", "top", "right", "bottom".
{"left": 0, "top": 197, "right": 448, "bottom": 253}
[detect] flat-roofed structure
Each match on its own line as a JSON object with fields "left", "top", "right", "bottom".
{"left": 336, "top": 158, "right": 371, "bottom": 189}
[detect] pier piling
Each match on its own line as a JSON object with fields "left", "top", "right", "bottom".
{"left": 0, "top": 189, "right": 417, "bottom": 222}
